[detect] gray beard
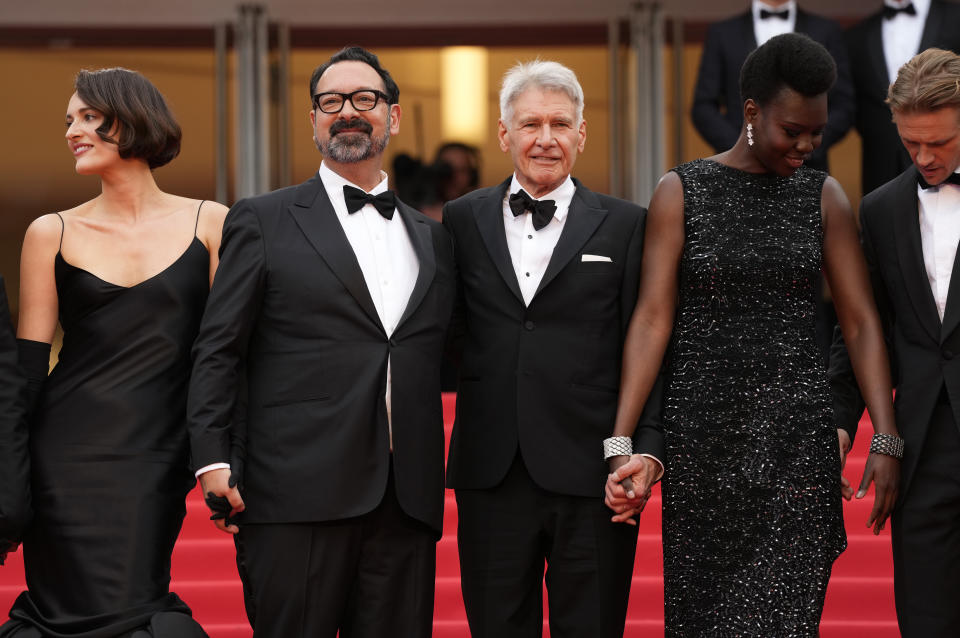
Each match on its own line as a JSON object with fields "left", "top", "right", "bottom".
{"left": 316, "top": 130, "right": 390, "bottom": 163}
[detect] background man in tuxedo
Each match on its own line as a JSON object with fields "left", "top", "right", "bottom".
{"left": 831, "top": 48, "right": 960, "bottom": 637}
{"left": 0, "top": 277, "right": 29, "bottom": 567}
{"left": 443, "top": 60, "right": 664, "bottom": 638}
{"left": 187, "top": 46, "right": 455, "bottom": 638}
{"left": 846, "top": 0, "right": 960, "bottom": 195}
{"left": 692, "top": 0, "right": 854, "bottom": 172}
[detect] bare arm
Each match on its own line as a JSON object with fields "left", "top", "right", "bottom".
{"left": 821, "top": 176, "right": 899, "bottom": 534}
{"left": 197, "top": 200, "right": 230, "bottom": 287}
{"left": 18, "top": 215, "right": 62, "bottom": 343}
{"left": 603, "top": 173, "right": 684, "bottom": 521}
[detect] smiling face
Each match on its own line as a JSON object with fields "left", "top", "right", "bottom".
{"left": 894, "top": 106, "right": 960, "bottom": 186}
{"left": 64, "top": 92, "right": 121, "bottom": 175}
{"left": 498, "top": 87, "right": 586, "bottom": 198}
{"left": 309, "top": 60, "right": 400, "bottom": 164}
{"left": 747, "top": 87, "right": 827, "bottom": 176}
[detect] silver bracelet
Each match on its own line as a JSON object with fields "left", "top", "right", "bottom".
{"left": 603, "top": 436, "right": 633, "bottom": 460}
{"left": 869, "top": 433, "right": 904, "bottom": 459}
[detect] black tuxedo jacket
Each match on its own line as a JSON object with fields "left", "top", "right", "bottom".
{"left": 188, "top": 175, "right": 456, "bottom": 533}
{"left": 443, "top": 178, "right": 664, "bottom": 497}
{"left": 831, "top": 167, "right": 960, "bottom": 498}
{"left": 846, "top": 0, "right": 960, "bottom": 195}
{"left": 691, "top": 9, "right": 855, "bottom": 172}
{"left": 0, "top": 276, "right": 29, "bottom": 548}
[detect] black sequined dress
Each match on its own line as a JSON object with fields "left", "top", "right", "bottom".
{"left": 662, "top": 160, "right": 846, "bottom": 637}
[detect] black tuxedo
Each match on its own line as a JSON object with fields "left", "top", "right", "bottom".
{"left": 444, "top": 177, "right": 663, "bottom": 637}
{"left": 846, "top": 1, "right": 960, "bottom": 195}
{"left": 691, "top": 9, "right": 855, "bottom": 172}
{"left": 830, "top": 167, "right": 960, "bottom": 637}
{"left": 188, "top": 174, "right": 455, "bottom": 637}
{"left": 0, "top": 276, "right": 29, "bottom": 561}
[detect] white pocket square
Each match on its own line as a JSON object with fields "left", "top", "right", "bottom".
{"left": 581, "top": 254, "right": 612, "bottom": 263}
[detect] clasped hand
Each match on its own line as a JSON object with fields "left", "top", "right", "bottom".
{"left": 604, "top": 454, "right": 657, "bottom": 525}
{"left": 199, "top": 467, "right": 245, "bottom": 535}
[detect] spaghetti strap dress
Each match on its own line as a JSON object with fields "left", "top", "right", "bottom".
{"left": 0, "top": 208, "right": 210, "bottom": 638}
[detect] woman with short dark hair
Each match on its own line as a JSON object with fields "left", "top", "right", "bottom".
{"left": 604, "top": 33, "right": 900, "bottom": 636}
{"left": 0, "top": 67, "right": 227, "bottom": 637}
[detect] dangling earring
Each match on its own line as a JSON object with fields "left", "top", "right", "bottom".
{"left": 747, "top": 122, "right": 755, "bottom": 147}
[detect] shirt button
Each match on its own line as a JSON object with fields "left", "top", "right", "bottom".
{"left": 525, "top": 272, "right": 530, "bottom": 277}
{"left": 527, "top": 235, "right": 533, "bottom": 239}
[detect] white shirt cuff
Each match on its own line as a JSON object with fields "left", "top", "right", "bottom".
{"left": 195, "top": 462, "right": 231, "bottom": 479}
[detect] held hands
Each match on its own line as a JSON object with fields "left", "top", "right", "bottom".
{"left": 199, "top": 467, "right": 245, "bottom": 535}
{"left": 856, "top": 451, "right": 900, "bottom": 535}
{"left": 838, "top": 429, "right": 854, "bottom": 501}
{"left": 605, "top": 454, "right": 657, "bottom": 526}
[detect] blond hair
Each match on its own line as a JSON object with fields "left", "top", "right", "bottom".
{"left": 887, "top": 48, "right": 960, "bottom": 115}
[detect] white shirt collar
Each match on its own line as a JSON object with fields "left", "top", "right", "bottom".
{"left": 318, "top": 161, "right": 390, "bottom": 205}
{"left": 507, "top": 174, "right": 576, "bottom": 223}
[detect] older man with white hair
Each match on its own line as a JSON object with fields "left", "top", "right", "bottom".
{"left": 443, "top": 60, "right": 664, "bottom": 637}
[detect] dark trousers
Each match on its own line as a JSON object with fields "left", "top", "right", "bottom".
{"left": 456, "top": 453, "right": 639, "bottom": 638}
{"left": 237, "top": 470, "right": 437, "bottom": 638}
{"left": 892, "top": 402, "right": 960, "bottom": 638}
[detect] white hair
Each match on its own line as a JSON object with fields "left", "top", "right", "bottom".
{"left": 499, "top": 59, "right": 585, "bottom": 125}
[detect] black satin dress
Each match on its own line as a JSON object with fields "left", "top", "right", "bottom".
{"left": 0, "top": 235, "right": 210, "bottom": 638}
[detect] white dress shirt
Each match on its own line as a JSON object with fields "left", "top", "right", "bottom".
{"left": 319, "top": 162, "right": 419, "bottom": 446}
{"left": 753, "top": 0, "right": 796, "bottom": 47}
{"left": 882, "top": 0, "right": 930, "bottom": 84}
{"left": 195, "top": 163, "right": 418, "bottom": 477}
{"left": 504, "top": 175, "right": 575, "bottom": 306}
{"left": 918, "top": 171, "right": 960, "bottom": 321}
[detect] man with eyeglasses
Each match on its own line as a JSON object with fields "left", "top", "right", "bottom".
{"left": 188, "top": 46, "right": 455, "bottom": 638}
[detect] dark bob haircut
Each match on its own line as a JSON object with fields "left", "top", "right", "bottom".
{"left": 75, "top": 68, "right": 182, "bottom": 169}
{"left": 739, "top": 32, "right": 837, "bottom": 106}
{"left": 308, "top": 46, "right": 399, "bottom": 106}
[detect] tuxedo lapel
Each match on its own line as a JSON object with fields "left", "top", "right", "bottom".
{"left": 395, "top": 201, "right": 436, "bottom": 328}
{"left": 738, "top": 10, "right": 759, "bottom": 52}
{"left": 287, "top": 176, "right": 384, "bottom": 333}
{"left": 472, "top": 178, "right": 524, "bottom": 305}
{"left": 893, "top": 168, "right": 940, "bottom": 342}
{"left": 920, "top": 1, "right": 945, "bottom": 51}
{"left": 865, "top": 14, "right": 889, "bottom": 95}
{"left": 534, "top": 181, "right": 608, "bottom": 298}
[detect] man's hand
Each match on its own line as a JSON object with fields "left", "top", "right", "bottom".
{"left": 856, "top": 452, "right": 900, "bottom": 535}
{"left": 838, "top": 429, "right": 854, "bottom": 501}
{"left": 199, "top": 467, "right": 245, "bottom": 534}
{"left": 605, "top": 454, "right": 659, "bottom": 525}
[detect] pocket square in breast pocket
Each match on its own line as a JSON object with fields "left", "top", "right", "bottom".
{"left": 581, "top": 254, "right": 613, "bottom": 263}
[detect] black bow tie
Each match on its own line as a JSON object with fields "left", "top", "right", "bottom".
{"left": 759, "top": 8, "right": 790, "bottom": 20}
{"left": 918, "top": 172, "right": 960, "bottom": 190}
{"left": 509, "top": 190, "right": 557, "bottom": 231}
{"left": 883, "top": 2, "right": 917, "bottom": 19}
{"left": 343, "top": 185, "right": 396, "bottom": 220}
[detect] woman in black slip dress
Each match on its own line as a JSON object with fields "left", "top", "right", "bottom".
{"left": 0, "top": 68, "right": 228, "bottom": 638}
{"left": 603, "top": 34, "right": 902, "bottom": 637}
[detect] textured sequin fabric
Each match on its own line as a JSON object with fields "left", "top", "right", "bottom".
{"left": 662, "top": 160, "right": 846, "bottom": 637}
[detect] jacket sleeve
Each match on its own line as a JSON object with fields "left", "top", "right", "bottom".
{"left": 0, "top": 278, "right": 31, "bottom": 558}
{"left": 187, "top": 201, "right": 266, "bottom": 470}
{"left": 691, "top": 24, "right": 741, "bottom": 153}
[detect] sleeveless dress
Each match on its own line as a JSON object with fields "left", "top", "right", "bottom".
{"left": 0, "top": 216, "right": 210, "bottom": 638}
{"left": 661, "top": 160, "right": 846, "bottom": 637}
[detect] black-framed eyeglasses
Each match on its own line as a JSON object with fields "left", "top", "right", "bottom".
{"left": 312, "top": 89, "right": 391, "bottom": 114}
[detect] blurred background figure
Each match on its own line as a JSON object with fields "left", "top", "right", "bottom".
{"left": 691, "top": 0, "right": 855, "bottom": 173}
{"left": 846, "top": 0, "right": 960, "bottom": 195}
{"left": 393, "top": 141, "right": 481, "bottom": 222}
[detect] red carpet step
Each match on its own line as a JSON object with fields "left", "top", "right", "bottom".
{"left": 0, "top": 395, "right": 898, "bottom": 637}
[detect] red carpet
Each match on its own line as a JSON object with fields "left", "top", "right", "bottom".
{"left": 0, "top": 394, "right": 897, "bottom": 637}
